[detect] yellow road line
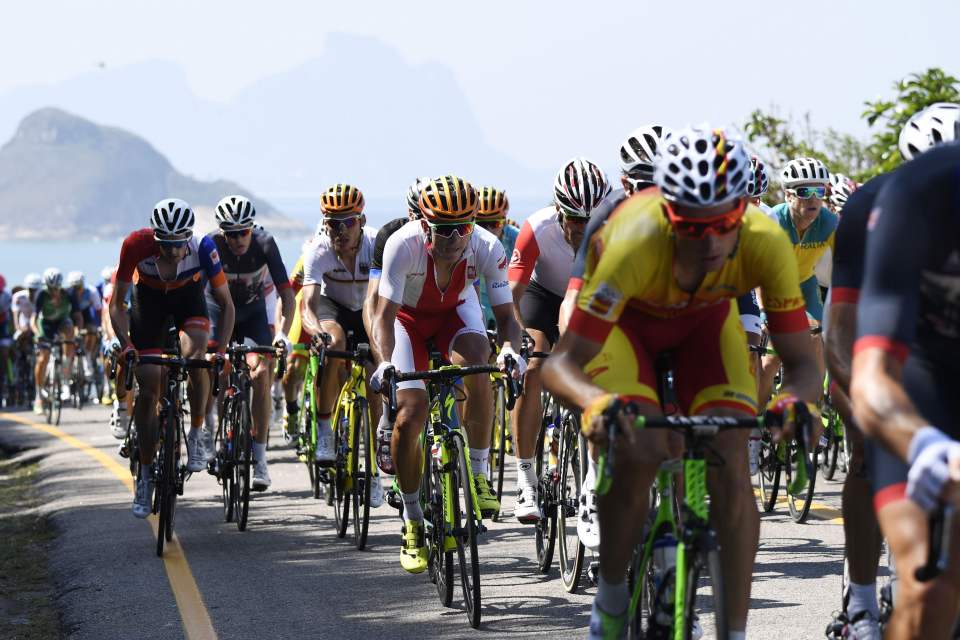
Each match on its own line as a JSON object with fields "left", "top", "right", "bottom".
{"left": 754, "top": 486, "right": 843, "bottom": 524}
{"left": 1, "top": 411, "right": 218, "bottom": 640}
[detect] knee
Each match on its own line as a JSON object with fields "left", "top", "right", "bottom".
{"left": 395, "top": 401, "right": 426, "bottom": 435}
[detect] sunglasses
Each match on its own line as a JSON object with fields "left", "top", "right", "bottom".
{"left": 664, "top": 199, "right": 746, "bottom": 239}
{"left": 477, "top": 219, "right": 505, "bottom": 232}
{"left": 789, "top": 186, "right": 827, "bottom": 199}
{"left": 157, "top": 238, "right": 189, "bottom": 249}
{"left": 324, "top": 215, "right": 362, "bottom": 233}
{"left": 561, "top": 214, "right": 589, "bottom": 226}
{"left": 224, "top": 228, "right": 252, "bottom": 239}
{"left": 427, "top": 221, "right": 475, "bottom": 238}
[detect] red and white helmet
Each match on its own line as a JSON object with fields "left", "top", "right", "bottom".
{"left": 654, "top": 125, "right": 750, "bottom": 207}
{"left": 553, "top": 157, "right": 611, "bottom": 218}
{"left": 898, "top": 102, "right": 960, "bottom": 160}
{"left": 746, "top": 156, "right": 769, "bottom": 198}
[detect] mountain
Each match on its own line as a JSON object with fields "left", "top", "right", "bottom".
{"left": 0, "top": 108, "right": 308, "bottom": 240}
{"left": 0, "top": 34, "right": 551, "bottom": 198}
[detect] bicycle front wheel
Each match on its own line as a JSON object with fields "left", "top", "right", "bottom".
{"left": 234, "top": 399, "right": 253, "bottom": 531}
{"left": 453, "top": 438, "right": 482, "bottom": 628}
{"left": 757, "top": 433, "right": 780, "bottom": 513}
{"left": 819, "top": 410, "right": 840, "bottom": 481}
{"left": 534, "top": 420, "right": 557, "bottom": 573}
{"left": 558, "top": 416, "right": 585, "bottom": 593}
{"left": 785, "top": 441, "right": 818, "bottom": 523}
{"left": 682, "top": 542, "right": 728, "bottom": 640}
{"left": 156, "top": 409, "right": 178, "bottom": 556}
{"left": 351, "top": 398, "right": 372, "bottom": 550}
{"left": 424, "top": 435, "right": 454, "bottom": 607}
{"left": 332, "top": 413, "right": 350, "bottom": 538}
{"left": 491, "top": 381, "right": 508, "bottom": 522}
{"left": 219, "top": 397, "right": 236, "bottom": 523}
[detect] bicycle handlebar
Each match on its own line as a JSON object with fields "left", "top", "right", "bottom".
{"left": 916, "top": 506, "right": 953, "bottom": 582}
{"left": 123, "top": 352, "right": 224, "bottom": 396}
{"left": 225, "top": 343, "right": 287, "bottom": 379}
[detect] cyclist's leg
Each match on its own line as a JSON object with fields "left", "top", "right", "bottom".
{"left": 678, "top": 301, "right": 759, "bottom": 633}
{"left": 61, "top": 320, "right": 76, "bottom": 377}
{"left": 447, "top": 302, "right": 493, "bottom": 467}
{"left": 33, "top": 335, "right": 50, "bottom": 411}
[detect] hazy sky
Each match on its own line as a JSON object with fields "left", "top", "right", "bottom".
{"left": 5, "top": 0, "right": 959, "bottom": 179}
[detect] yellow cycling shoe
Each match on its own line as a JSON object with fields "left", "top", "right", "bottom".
{"left": 400, "top": 520, "right": 428, "bottom": 574}
{"left": 474, "top": 474, "right": 501, "bottom": 519}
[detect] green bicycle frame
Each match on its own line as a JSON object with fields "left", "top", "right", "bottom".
{"left": 299, "top": 352, "right": 321, "bottom": 459}
{"left": 627, "top": 464, "right": 680, "bottom": 623}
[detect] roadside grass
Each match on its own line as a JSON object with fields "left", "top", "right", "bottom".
{"left": 0, "top": 451, "right": 63, "bottom": 640}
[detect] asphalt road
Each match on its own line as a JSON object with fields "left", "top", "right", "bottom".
{"left": 0, "top": 404, "right": 851, "bottom": 639}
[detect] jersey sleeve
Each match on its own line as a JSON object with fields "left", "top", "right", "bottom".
{"left": 568, "top": 228, "right": 632, "bottom": 343}
{"left": 854, "top": 176, "right": 935, "bottom": 363}
{"left": 301, "top": 243, "right": 323, "bottom": 287}
{"left": 507, "top": 220, "right": 539, "bottom": 285}
{"left": 378, "top": 233, "right": 410, "bottom": 304}
{"left": 749, "top": 217, "right": 809, "bottom": 334}
{"left": 263, "top": 234, "right": 291, "bottom": 291}
{"left": 116, "top": 230, "right": 154, "bottom": 283}
{"left": 479, "top": 237, "right": 511, "bottom": 307}
{"left": 831, "top": 186, "right": 874, "bottom": 304}
{"left": 198, "top": 235, "right": 227, "bottom": 288}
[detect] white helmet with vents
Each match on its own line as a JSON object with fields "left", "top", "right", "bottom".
{"left": 898, "top": 102, "right": 960, "bottom": 160}
{"left": 553, "top": 157, "right": 611, "bottom": 218}
{"left": 654, "top": 125, "right": 750, "bottom": 207}
{"left": 780, "top": 157, "right": 830, "bottom": 187}
{"left": 619, "top": 124, "right": 669, "bottom": 187}
{"left": 150, "top": 198, "right": 195, "bottom": 239}
{"left": 215, "top": 195, "right": 256, "bottom": 231}
{"left": 66, "top": 271, "right": 85, "bottom": 288}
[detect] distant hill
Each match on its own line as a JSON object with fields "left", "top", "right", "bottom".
{"left": 0, "top": 108, "right": 308, "bottom": 240}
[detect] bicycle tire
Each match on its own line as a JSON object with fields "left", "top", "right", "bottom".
{"left": 534, "top": 414, "right": 557, "bottom": 573}
{"left": 454, "top": 438, "right": 482, "bottom": 628}
{"left": 558, "top": 415, "right": 586, "bottom": 593}
{"left": 626, "top": 541, "right": 659, "bottom": 639}
{"left": 351, "top": 398, "right": 372, "bottom": 550}
{"left": 492, "top": 381, "right": 508, "bottom": 522}
{"left": 683, "top": 543, "right": 728, "bottom": 640}
{"left": 156, "top": 408, "right": 177, "bottom": 557}
{"left": 820, "top": 410, "right": 840, "bottom": 481}
{"left": 757, "top": 433, "right": 780, "bottom": 513}
{"left": 220, "top": 397, "right": 236, "bottom": 523}
{"left": 333, "top": 411, "right": 351, "bottom": 539}
{"left": 44, "top": 373, "right": 54, "bottom": 424}
{"left": 785, "top": 441, "right": 818, "bottom": 523}
{"left": 424, "top": 432, "right": 454, "bottom": 607}
{"left": 166, "top": 421, "right": 180, "bottom": 544}
{"left": 234, "top": 398, "right": 253, "bottom": 532}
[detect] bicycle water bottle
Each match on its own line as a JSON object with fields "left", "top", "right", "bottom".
{"left": 652, "top": 533, "right": 678, "bottom": 627}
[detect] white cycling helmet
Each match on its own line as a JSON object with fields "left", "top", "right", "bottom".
{"left": 43, "top": 267, "right": 63, "bottom": 289}
{"left": 829, "top": 173, "right": 857, "bottom": 212}
{"left": 619, "top": 124, "right": 670, "bottom": 186}
{"left": 24, "top": 273, "right": 43, "bottom": 290}
{"left": 100, "top": 266, "right": 114, "bottom": 281}
{"left": 746, "top": 156, "right": 769, "bottom": 198}
{"left": 553, "top": 157, "right": 611, "bottom": 218}
{"left": 215, "top": 195, "right": 256, "bottom": 231}
{"left": 898, "top": 102, "right": 960, "bottom": 160}
{"left": 780, "top": 157, "right": 830, "bottom": 187}
{"left": 654, "top": 125, "right": 750, "bottom": 207}
{"left": 406, "top": 176, "right": 431, "bottom": 219}
{"left": 66, "top": 271, "right": 85, "bottom": 288}
{"left": 150, "top": 198, "right": 195, "bottom": 239}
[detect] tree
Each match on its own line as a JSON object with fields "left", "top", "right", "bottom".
{"left": 861, "top": 68, "right": 960, "bottom": 177}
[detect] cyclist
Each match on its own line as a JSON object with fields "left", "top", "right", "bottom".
{"left": 110, "top": 199, "right": 234, "bottom": 519}
{"left": 850, "top": 139, "right": 960, "bottom": 639}
{"left": 828, "top": 172, "right": 858, "bottom": 215}
{"left": 834, "top": 103, "right": 960, "bottom": 639}
{"left": 509, "top": 157, "right": 611, "bottom": 523}
{"left": 205, "top": 195, "right": 294, "bottom": 490}
{"left": 369, "top": 174, "right": 526, "bottom": 573}
{"left": 12, "top": 273, "right": 42, "bottom": 351}
{"left": 66, "top": 271, "right": 102, "bottom": 381}
{"left": 0, "top": 274, "right": 12, "bottom": 392}
{"left": 757, "top": 157, "right": 837, "bottom": 408}
{"left": 476, "top": 187, "right": 519, "bottom": 330}
{"left": 363, "top": 176, "right": 429, "bottom": 475}
{"left": 31, "top": 268, "right": 78, "bottom": 414}
{"left": 541, "top": 125, "right": 821, "bottom": 640}
{"left": 299, "top": 184, "right": 382, "bottom": 497}
{"left": 561, "top": 125, "right": 668, "bottom": 549}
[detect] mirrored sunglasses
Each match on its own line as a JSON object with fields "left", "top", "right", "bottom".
{"left": 428, "top": 221, "right": 475, "bottom": 238}
{"left": 790, "top": 186, "right": 827, "bottom": 199}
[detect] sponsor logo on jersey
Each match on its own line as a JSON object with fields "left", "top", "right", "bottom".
{"left": 209, "top": 248, "right": 221, "bottom": 264}
{"left": 491, "top": 280, "right": 508, "bottom": 289}
{"left": 587, "top": 283, "right": 621, "bottom": 319}
{"left": 497, "top": 254, "right": 507, "bottom": 270}
{"left": 763, "top": 295, "right": 806, "bottom": 311}
{"left": 510, "top": 248, "right": 521, "bottom": 265}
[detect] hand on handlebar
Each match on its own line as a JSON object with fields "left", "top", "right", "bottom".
{"left": 272, "top": 330, "right": 291, "bottom": 352}
{"left": 764, "top": 393, "right": 818, "bottom": 448}
{"left": 496, "top": 346, "right": 526, "bottom": 379}
{"left": 370, "top": 361, "right": 394, "bottom": 393}
{"left": 209, "top": 350, "right": 231, "bottom": 376}
{"left": 907, "top": 427, "right": 960, "bottom": 513}
{"left": 581, "top": 394, "right": 632, "bottom": 448}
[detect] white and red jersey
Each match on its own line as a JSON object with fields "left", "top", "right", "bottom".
{"left": 379, "top": 221, "right": 511, "bottom": 313}
{"left": 508, "top": 207, "right": 575, "bottom": 296}
{"left": 11, "top": 289, "right": 35, "bottom": 331}
{"left": 117, "top": 228, "right": 226, "bottom": 291}
{"left": 302, "top": 226, "right": 377, "bottom": 312}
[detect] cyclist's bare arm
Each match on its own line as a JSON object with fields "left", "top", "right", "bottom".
{"left": 299, "top": 284, "right": 324, "bottom": 338}
{"left": 825, "top": 302, "right": 856, "bottom": 392}
{"left": 769, "top": 329, "right": 822, "bottom": 404}
{"left": 851, "top": 347, "right": 926, "bottom": 462}
{"left": 109, "top": 281, "right": 132, "bottom": 347}
{"left": 210, "top": 283, "right": 235, "bottom": 353}
{"left": 277, "top": 287, "right": 295, "bottom": 337}
{"left": 362, "top": 277, "right": 379, "bottom": 343}
{"left": 491, "top": 302, "right": 523, "bottom": 353}
{"left": 509, "top": 279, "right": 528, "bottom": 320}
{"left": 371, "top": 296, "right": 399, "bottom": 365}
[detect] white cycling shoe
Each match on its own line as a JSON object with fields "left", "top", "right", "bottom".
{"left": 253, "top": 459, "right": 271, "bottom": 490}
{"left": 314, "top": 425, "right": 336, "bottom": 465}
{"left": 132, "top": 470, "right": 154, "bottom": 519}
{"left": 515, "top": 485, "right": 542, "bottom": 523}
{"left": 577, "top": 477, "right": 601, "bottom": 552}
{"left": 110, "top": 407, "right": 128, "bottom": 439}
{"left": 202, "top": 428, "right": 215, "bottom": 463}
{"left": 186, "top": 435, "right": 206, "bottom": 472}
{"left": 846, "top": 611, "right": 881, "bottom": 640}
{"left": 369, "top": 475, "right": 384, "bottom": 508}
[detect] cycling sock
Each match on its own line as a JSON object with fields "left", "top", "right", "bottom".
{"left": 318, "top": 418, "right": 333, "bottom": 437}
{"left": 517, "top": 457, "right": 537, "bottom": 489}
{"left": 595, "top": 575, "right": 628, "bottom": 615}
{"left": 188, "top": 426, "right": 201, "bottom": 441}
{"left": 402, "top": 490, "right": 423, "bottom": 522}
{"left": 470, "top": 447, "right": 489, "bottom": 476}
{"left": 252, "top": 441, "right": 267, "bottom": 464}
{"left": 286, "top": 400, "right": 299, "bottom": 415}
{"left": 204, "top": 405, "right": 216, "bottom": 432}
{"left": 729, "top": 632, "right": 745, "bottom": 640}
{"left": 847, "top": 580, "right": 879, "bottom": 618}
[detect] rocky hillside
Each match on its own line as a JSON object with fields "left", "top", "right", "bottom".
{"left": 0, "top": 108, "right": 308, "bottom": 240}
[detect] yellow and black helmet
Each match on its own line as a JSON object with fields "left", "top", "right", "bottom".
{"left": 418, "top": 174, "right": 478, "bottom": 222}
{"left": 475, "top": 187, "right": 509, "bottom": 222}
{"left": 320, "top": 183, "right": 365, "bottom": 216}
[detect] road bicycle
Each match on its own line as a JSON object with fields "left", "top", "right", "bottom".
{"left": 485, "top": 331, "right": 512, "bottom": 522}
{"left": 212, "top": 342, "right": 284, "bottom": 532}
{"left": 818, "top": 375, "right": 850, "bottom": 481}
{"left": 37, "top": 337, "right": 65, "bottom": 425}
{"left": 383, "top": 355, "right": 518, "bottom": 628}
{"left": 70, "top": 338, "right": 89, "bottom": 409}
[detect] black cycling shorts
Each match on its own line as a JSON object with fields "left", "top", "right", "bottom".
{"left": 866, "top": 352, "right": 960, "bottom": 511}
{"left": 519, "top": 279, "right": 562, "bottom": 346}
{"left": 312, "top": 295, "right": 368, "bottom": 345}
{"left": 208, "top": 297, "right": 272, "bottom": 348}
{"left": 129, "top": 281, "right": 209, "bottom": 353}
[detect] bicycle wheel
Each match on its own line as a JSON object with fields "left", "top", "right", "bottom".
{"left": 558, "top": 416, "right": 586, "bottom": 593}
{"left": 234, "top": 399, "right": 253, "bottom": 532}
{"left": 351, "top": 398, "right": 372, "bottom": 550}
{"left": 453, "top": 438, "right": 482, "bottom": 628}
{"left": 757, "top": 432, "right": 780, "bottom": 513}
{"left": 219, "top": 396, "right": 236, "bottom": 522}
{"left": 819, "top": 410, "right": 840, "bottom": 481}
{"left": 534, "top": 418, "right": 558, "bottom": 573}
{"left": 156, "top": 409, "right": 177, "bottom": 556}
{"left": 627, "top": 542, "right": 659, "bottom": 640}
{"left": 491, "top": 381, "right": 508, "bottom": 521}
{"left": 332, "top": 412, "right": 351, "bottom": 539}
{"left": 424, "top": 434, "right": 454, "bottom": 607}
{"left": 785, "top": 440, "right": 818, "bottom": 523}
{"left": 682, "top": 542, "right": 728, "bottom": 640}
{"left": 44, "top": 373, "right": 54, "bottom": 424}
